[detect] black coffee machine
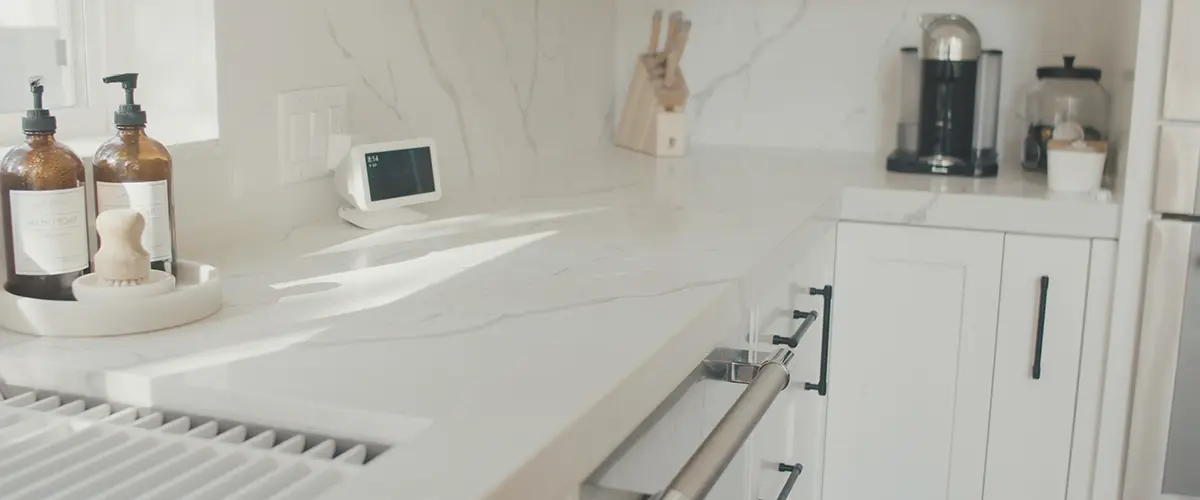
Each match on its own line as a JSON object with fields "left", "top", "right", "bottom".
{"left": 887, "top": 14, "right": 1002, "bottom": 177}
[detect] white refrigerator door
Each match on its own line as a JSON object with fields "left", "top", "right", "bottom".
{"left": 1127, "top": 219, "right": 1200, "bottom": 499}
{"left": 1154, "top": 126, "right": 1200, "bottom": 215}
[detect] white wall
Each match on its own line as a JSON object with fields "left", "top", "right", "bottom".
{"left": 160, "top": 0, "right": 1145, "bottom": 257}
{"left": 615, "top": 0, "right": 1128, "bottom": 164}
{"left": 170, "top": 0, "right": 615, "bottom": 257}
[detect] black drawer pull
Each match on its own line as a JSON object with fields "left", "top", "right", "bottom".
{"left": 772, "top": 310, "right": 818, "bottom": 348}
{"left": 1033, "top": 276, "right": 1049, "bottom": 380}
{"left": 805, "top": 285, "right": 832, "bottom": 396}
{"left": 759, "top": 463, "right": 803, "bottom": 500}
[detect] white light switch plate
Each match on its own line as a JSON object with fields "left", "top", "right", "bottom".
{"left": 277, "top": 86, "right": 348, "bottom": 184}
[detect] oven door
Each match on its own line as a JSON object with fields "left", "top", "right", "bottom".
{"left": 584, "top": 348, "right": 798, "bottom": 500}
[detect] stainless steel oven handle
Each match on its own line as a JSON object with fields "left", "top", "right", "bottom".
{"left": 652, "top": 348, "right": 794, "bottom": 500}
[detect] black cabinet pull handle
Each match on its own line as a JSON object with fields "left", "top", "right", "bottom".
{"left": 805, "top": 285, "right": 832, "bottom": 396}
{"left": 759, "top": 463, "right": 803, "bottom": 500}
{"left": 772, "top": 310, "right": 818, "bottom": 348}
{"left": 1033, "top": 276, "right": 1049, "bottom": 380}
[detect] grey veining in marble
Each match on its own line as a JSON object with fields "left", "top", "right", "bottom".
{"left": 615, "top": 0, "right": 1126, "bottom": 159}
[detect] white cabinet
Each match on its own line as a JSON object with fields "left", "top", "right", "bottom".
{"left": 824, "top": 222, "right": 1110, "bottom": 500}
{"left": 1164, "top": 0, "right": 1200, "bottom": 120}
{"left": 752, "top": 225, "right": 836, "bottom": 500}
{"left": 984, "top": 235, "right": 1091, "bottom": 500}
{"left": 823, "top": 223, "right": 1003, "bottom": 500}
{"left": 591, "top": 221, "right": 1113, "bottom": 500}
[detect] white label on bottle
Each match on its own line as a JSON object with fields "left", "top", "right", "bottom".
{"left": 9, "top": 187, "right": 89, "bottom": 276}
{"left": 96, "top": 180, "right": 172, "bottom": 261}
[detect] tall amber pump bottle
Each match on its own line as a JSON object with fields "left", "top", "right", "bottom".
{"left": 0, "top": 77, "right": 90, "bottom": 300}
{"left": 92, "top": 73, "right": 176, "bottom": 274}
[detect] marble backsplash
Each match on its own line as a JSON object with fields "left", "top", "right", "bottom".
{"left": 321, "top": 0, "right": 616, "bottom": 186}
{"left": 220, "top": 0, "right": 614, "bottom": 186}
{"left": 174, "top": 0, "right": 616, "bottom": 255}
{"left": 615, "top": 0, "right": 1128, "bottom": 162}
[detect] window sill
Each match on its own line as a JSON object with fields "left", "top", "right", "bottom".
{"left": 2, "top": 129, "right": 219, "bottom": 163}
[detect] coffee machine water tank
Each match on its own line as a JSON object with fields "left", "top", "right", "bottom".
{"left": 887, "top": 14, "right": 1002, "bottom": 178}
{"left": 921, "top": 15, "right": 980, "bottom": 61}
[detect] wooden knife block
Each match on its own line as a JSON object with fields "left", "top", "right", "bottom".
{"left": 615, "top": 54, "right": 690, "bottom": 158}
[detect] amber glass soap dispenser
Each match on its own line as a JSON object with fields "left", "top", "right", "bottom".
{"left": 0, "top": 77, "right": 90, "bottom": 300}
{"left": 93, "top": 73, "right": 177, "bottom": 274}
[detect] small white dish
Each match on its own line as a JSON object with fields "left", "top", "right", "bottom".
{"left": 72, "top": 270, "right": 176, "bottom": 301}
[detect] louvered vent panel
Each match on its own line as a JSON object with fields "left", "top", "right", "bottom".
{"left": 0, "top": 387, "right": 384, "bottom": 500}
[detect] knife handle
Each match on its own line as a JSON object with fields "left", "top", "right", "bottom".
{"left": 675, "top": 21, "right": 692, "bottom": 62}
{"left": 649, "top": 10, "right": 663, "bottom": 54}
{"left": 666, "top": 11, "right": 683, "bottom": 50}
{"left": 664, "top": 21, "right": 690, "bottom": 88}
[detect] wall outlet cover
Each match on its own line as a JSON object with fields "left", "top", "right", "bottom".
{"left": 276, "top": 86, "right": 349, "bottom": 184}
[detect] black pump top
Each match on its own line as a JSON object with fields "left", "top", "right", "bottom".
{"left": 102, "top": 73, "right": 147, "bottom": 127}
{"left": 22, "top": 76, "right": 56, "bottom": 134}
{"left": 1037, "top": 56, "right": 1102, "bottom": 81}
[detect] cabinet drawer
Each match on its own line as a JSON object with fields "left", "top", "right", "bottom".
{"left": 752, "top": 226, "right": 835, "bottom": 500}
{"left": 1154, "top": 125, "right": 1200, "bottom": 214}
{"left": 1165, "top": 0, "right": 1200, "bottom": 120}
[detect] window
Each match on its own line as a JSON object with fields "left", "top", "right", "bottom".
{"left": 0, "top": 0, "right": 218, "bottom": 147}
{"left": 0, "top": 0, "right": 109, "bottom": 144}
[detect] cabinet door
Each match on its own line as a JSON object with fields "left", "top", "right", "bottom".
{"left": 752, "top": 224, "right": 836, "bottom": 500}
{"left": 983, "top": 235, "right": 1091, "bottom": 500}
{"left": 1164, "top": 0, "right": 1200, "bottom": 120}
{"left": 823, "top": 223, "right": 1003, "bottom": 500}
{"left": 1067, "top": 239, "right": 1116, "bottom": 500}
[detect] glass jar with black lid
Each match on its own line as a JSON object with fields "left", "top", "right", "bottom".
{"left": 1022, "top": 55, "right": 1110, "bottom": 171}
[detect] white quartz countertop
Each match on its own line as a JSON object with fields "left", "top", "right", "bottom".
{"left": 0, "top": 147, "right": 1120, "bottom": 499}
{"left": 841, "top": 164, "right": 1121, "bottom": 239}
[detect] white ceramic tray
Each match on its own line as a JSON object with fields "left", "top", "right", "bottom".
{"left": 0, "top": 260, "right": 222, "bottom": 337}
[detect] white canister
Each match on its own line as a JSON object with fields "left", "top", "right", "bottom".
{"left": 1047, "top": 140, "right": 1107, "bottom": 193}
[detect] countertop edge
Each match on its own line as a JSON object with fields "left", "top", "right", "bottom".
{"left": 839, "top": 184, "right": 1122, "bottom": 239}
